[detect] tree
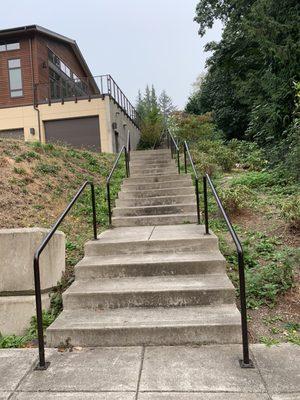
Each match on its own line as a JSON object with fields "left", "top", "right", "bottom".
{"left": 159, "top": 90, "right": 176, "bottom": 124}
{"left": 187, "top": 0, "right": 300, "bottom": 151}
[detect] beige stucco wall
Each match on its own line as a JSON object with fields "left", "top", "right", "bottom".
{"left": 108, "top": 98, "right": 140, "bottom": 152}
{"left": 0, "top": 96, "right": 140, "bottom": 153}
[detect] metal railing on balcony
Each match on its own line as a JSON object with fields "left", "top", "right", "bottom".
{"left": 34, "top": 74, "right": 140, "bottom": 128}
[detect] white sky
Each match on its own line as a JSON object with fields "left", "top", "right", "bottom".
{"left": 0, "top": 0, "right": 223, "bottom": 109}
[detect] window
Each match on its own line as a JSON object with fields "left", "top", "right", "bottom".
{"left": 8, "top": 58, "right": 23, "bottom": 97}
{"left": 0, "top": 42, "right": 20, "bottom": 52}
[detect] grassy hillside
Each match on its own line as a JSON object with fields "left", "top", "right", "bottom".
{"left": 0, "top": 138, "right": 126, "bottom": 347}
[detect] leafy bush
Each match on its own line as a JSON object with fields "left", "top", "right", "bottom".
{"left": 245, "top": 260, "right": 294, "bottom": 309}
{"left": 228, "top": 139, "right": 267, "bottom": 171}
{"left": 230, "top": 171, "right": 277, "bottom": 188}
{"left": 35, "top": 163, "right": 60, "bottom": 174}
{"left": 219, "top": 184, "right": 254, "bottom": 214}
{"left": 191, "top": 150, "right": 220, "bottom": 176}
{"left": 15, "top": 151, "right": 40, "bottom": 163}
{"left": 213, "top": 145, "right": 237, "bottom": 172}
{"left": 281, "top": 195, "right": 300, "bottom": 230}
{"left": 172, "top": 112, "right": 219, "bottom": 144}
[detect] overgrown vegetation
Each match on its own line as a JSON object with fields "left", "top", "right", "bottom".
{"left": 0, "top": 139, "right": 125, "bottom": 348}
{"left": 172, "top": 110, "right": 299, "bottom": 344}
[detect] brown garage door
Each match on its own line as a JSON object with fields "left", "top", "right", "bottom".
{"left": 44, "top": 116, "right": 101, "bottom": 151}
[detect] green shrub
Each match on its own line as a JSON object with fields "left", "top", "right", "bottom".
{"left": 15, "top": 151, "right": 40, "bottom": 163}
{"left": 245, "top": 260, "right": 294, "bottom": 309}
{"left": 228, "top": 139, "right": 266, "bottom": 171}
{"left": 219, "top": 184, "right": 254, "bottom": 213}
{"left": 191, "top": 150, "right": 220, "bottom": 176}
{"left": 231, "top": 171, "right": 277, "bottom": 188}
{"left": 13, "top": 167, "right": 26, "bottom": 175}
{"left": 281, "top": 195, "right": 300, "bottom": 230}
{"left": 35, "top": 163, "right": 60, "bottom": 174}
{"left": 213, "top": 145, "right": 237, "bottom": 172}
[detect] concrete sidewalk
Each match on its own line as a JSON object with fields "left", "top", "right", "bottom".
{"left": 0, "top": 344, "right": 299, "bottom": 399}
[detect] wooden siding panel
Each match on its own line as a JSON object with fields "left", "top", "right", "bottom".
{"left": 0, "top": 38, "right": 34, "bottom": 107}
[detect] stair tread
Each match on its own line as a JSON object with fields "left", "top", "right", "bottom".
{"left": 112, "top": 212, "right": 197, "bottom": 220}
{"left": 47, "top": 304, "right": 240, "bottom": 330}
{"left": 65, "top": 274, "right": 234, "bottom": 295}
{"left": 113, "top": 203, "right": 196, "bottom": 211}
{"left": 77, "top": 251, "right": 225, "bottom": 267}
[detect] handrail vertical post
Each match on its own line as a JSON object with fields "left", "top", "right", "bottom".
{"left": 238, "top": 251, "right": 252, "bottom": 368}
{"left": 195, "top": 177, "right": 200, "bottom": 225}
{"left": 203, "top": 175, "right": 209, "bottom": 234}
{"left": 90, "top": 182, "right": 97, "bottom": 240}
{"left": 33, "top": 257, "right": 47, "bottom": 369}
{"left": 177, "top": 149, "right": 180, "bottom": 174}
{"left": 106, "top": 181, "right": 112, "bottom": 226}
{"left": 125, "top": 148, "right": 129, "bottom": 178}
{"left": 184, "top": 145, "right": 187, "bottom": 174}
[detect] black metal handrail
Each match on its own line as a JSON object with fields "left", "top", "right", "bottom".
{"left": 126, "top": 131, "right": 131, "bottom": 164}
{"left": 165, "top": 129, "right": 180, "bottom": 174}
{"left": 203, "top": 173, "right": 253, "bottom": 368}
{"left": 33, "top": 181, "right": 98, "bottom": 370}
{"left": 183, "top": 141, "right": 200, "bottom": 224}
{"left": 106, "top": 145, "right": 129, "bottom": 225}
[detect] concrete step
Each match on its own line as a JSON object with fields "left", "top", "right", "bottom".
{"left": 113, "top": 203, "right": 197, "bottom": 217}
{"left": 130, "top": 160, "right": 175, "bottom": 167}
{"left": 118, "top": 186, "right": 195, "bottom": 199}
{"left": 115, "top": 194, "right": 196, "bottom": 207}
{"left": 130, "top": 153, "right": 171, "bottom": 160}
{"left": 46, "top": 304, "right": 241, "bottom": 347}
{"left": 75, "top": 252, "right": 226, "bottom": 279}
{"left": 112, "top": 213, "right": 198, "bottom": 226}
{"left": 62, "top": 274, "right": 236, "bottom": 310}
{"left": 85, "top": 225, "right": 218, "bottom": 256}
{"left": 123, "top": 174, "right": 188, "bottom": 184}
{"left": 131, "top": 168, "right": 178, "bottom": 176}
{"left": 122, "top": 179, "right": 193, "bottom": 191}
{"left": 130, "top": 149, "right": 170, "bottom": 155}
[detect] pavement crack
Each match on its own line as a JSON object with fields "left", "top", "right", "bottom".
{"left": 135, "top": 346, "right": 145, "bottom": 400}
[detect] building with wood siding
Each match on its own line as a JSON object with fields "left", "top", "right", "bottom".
{"left": 0, "top": 25, "right": 140, "bottom": 152}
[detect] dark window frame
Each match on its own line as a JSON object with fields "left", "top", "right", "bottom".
{"left": 7, "top": 57, "right": 24, "bottom": 98}
{"left": 0, "top": 42, "right": 20, "bottom": 52}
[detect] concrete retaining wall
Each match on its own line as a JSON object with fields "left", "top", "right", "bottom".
{"left": 0, "top": 228, "right": 65, "bottom": 335}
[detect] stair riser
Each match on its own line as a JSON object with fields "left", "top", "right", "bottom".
{"left": 130, "top": 161, "right": 175, "bottom": 168}
{"left": 131, "top": 150, "right": 170, "bottom": 155}
{"left": 115, "top": 196, "right": 196, "bottom": 207}
{"left": 122, "top": 180, "right": 192, "bottom": 190}
{"left": 112, "top": 214, "right": 198, "bottom": 227}
{"left": 118, "top": 187, "right": 195, "bottom": 199}
{"left": 85, "top": 237, "right": 218, "bottom": 256}
{"left": 131, "top": 169, "right": 178, "bottom": 176}
{"left": 75, "top": 259, "right": 226, "bottom": 279}
{"left": 112, "top": 204, "right": 196, "bottom": 217}
{"left": 130, "top": 155, "right": 171, "bottom": 162}
{"left": 63, "top": 288, "right": 235, "bottom": 310}
{"left": 47, "top": 325, "right": 241, "bottom": 347}
{"left": 124, "top": 175, "right": 189, "bottom": 184}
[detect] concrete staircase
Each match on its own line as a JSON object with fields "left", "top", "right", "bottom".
{"left": 46, "top": 149, "right": 241, "bottom": 347}
{"left": 112, "top": 149, "right": 198, "bottom": 227}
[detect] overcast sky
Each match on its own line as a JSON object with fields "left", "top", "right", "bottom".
{"left": 0, "top": 0, "right": 222, "bottom": 109}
